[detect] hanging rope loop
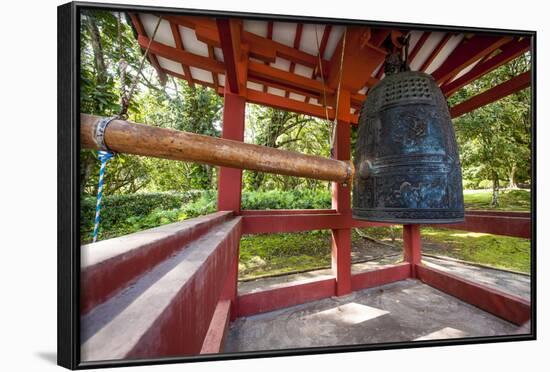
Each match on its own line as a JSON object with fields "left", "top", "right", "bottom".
{"left": 92, "top": 150, "right": 115, "bottom": 243}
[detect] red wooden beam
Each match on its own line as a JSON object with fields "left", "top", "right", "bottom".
{"left": 169, "top": 20, "right": 195, "bottom": 88}
{"left": 242, "top": 211, "right": 392, "bottom": 235}
{"left": 403, "top": 225, "right": 422, "bottom": 277}
{"left": 351, "top": 263, "right": 411, "bottom": 291}
{"left": 442, "top": 38, "right": 531, "bottom": 97}
{"left": 217, "top": 85, "right": 246, "bottom": 212}
{"left": 237, "top": 278, "right": 336, "bottom": 317}
{"left": 243, "top": 88, "right": 338, "bottom": 121}
{"left": 431, "top": 35, "right": 512, "bottom": 84}
{"left": 450, "top": 71, "right": 531, "bottom": 118}
{"left": 241, "top": 209, "right": 337, "bottom": 216}
{"left": 431, "top": 211, "right": 531, "bottom": 239}
{"left": 416, "top": 264, "right": 531, "bottom": 325}
{"left": 216, "top": 19, "right": 240, "bottom": 94}
{"left": 207, "top": 45, "right": 220, "bottom": 91}
{"left": 249, "top": 60, "right": 335, "bottom": 96}
{"left": 137, "top": 35, "right": 225, "bottom": 73}
{"left": 419, "top": 33, "right": 452, "bottom": 72}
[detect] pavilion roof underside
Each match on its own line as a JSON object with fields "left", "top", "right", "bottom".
{"left": 129, "top": 13, "right": 531, "bottom": 123}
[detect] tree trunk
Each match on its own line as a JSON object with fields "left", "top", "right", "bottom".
{"left": 509, "top": 163, "right": 518, "bottom": 189}
{"left": 86, "top": 14, "right": 107, "bottom": 86}
{"left": 490, "top": 172, "right": 500, "bottom": 207}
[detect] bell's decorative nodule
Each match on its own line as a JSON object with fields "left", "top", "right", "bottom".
{"left": 352, "top": 64, "right": 465, "bottom": 223}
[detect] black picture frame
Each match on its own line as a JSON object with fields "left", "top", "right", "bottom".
{"left": 58, "top": 1, "right": 537, "bottom": 369}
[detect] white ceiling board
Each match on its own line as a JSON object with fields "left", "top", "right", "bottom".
{"left": 246, "top": 81, "right": 264, "bottom": 91}
{"left": 267, "top": 87, "right": 286, "bottom": 97}
{"left": 189, "top": 67, "right": 214, "bottom": 83}
{"left": 244, "top": 20, "right": 268, "bottom": 38}
{"left": 425, "top": 34, "right": 464, "bottom": 74}
{"left": 324, "top": 26, "right": 345, "bottom": 60}
{"left": 272, "top": 22, "right": 297, "bottom": 47}
{"left": 300, "top": 24, "right": 325, "bottom": 56}
{"left": 294, "top": 64, "right": 314, "bottom": 78}
{"left": 179, "top": 25, "right": 209, "bottom": 57}
{"left": 409, "top": 32, "right": 445, "bottom": 71}
{"left": 213, "top": 47, "right": 224, "bottom": 62}
{"left": 270, "top": 57, "right": 291, "bottom": 72}
{"left": 156, "top": 56, "right": 184, "bottom": 75}
{"left": 289, "top": 92, "right": 306, "bottom": 102}
{"left": 141, "top": 15, "right": 175, "bottom": 47}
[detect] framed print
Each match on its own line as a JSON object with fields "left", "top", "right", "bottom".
{"left": 58, "top": 1, "right": 536, "bottom": 369}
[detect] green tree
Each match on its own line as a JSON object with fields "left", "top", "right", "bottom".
{"left": 452, "top": 53, "right": 531, "bottom": 205}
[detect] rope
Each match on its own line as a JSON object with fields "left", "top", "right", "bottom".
{"left": 118, "top": 14, "right": 163, "bottom": 119}
{"left": 330, "top": 27, "right": 347, "bottom": 158}
{"left": 90, "top": 14, "right": 163, "bottom": 243}
{"left": 314, "top": 25, "right": 331, "bottom": 124}
{"left": 92, "top": 151, "right": 114, "bottom": 242}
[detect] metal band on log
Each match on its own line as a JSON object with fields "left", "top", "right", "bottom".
{"left": 81, "top": 114, "right": 354, "bottom": 184}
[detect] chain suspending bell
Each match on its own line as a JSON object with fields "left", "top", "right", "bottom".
{"left": 352, "top": 47, "right": 465, "bottom": 224}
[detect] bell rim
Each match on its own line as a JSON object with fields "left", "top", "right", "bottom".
{"left": 351, "top": 214, "right": 465, "bottom": 225}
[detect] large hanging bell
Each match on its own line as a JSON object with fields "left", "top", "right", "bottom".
{"left": 352, "top": 55, "right": 464, "bottom": 224}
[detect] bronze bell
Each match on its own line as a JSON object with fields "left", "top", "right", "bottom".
{"left": 352, "top": 53, "right": 464, "bottom": 224}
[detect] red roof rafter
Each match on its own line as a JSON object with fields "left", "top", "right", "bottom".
{"left": 207, "top": 45, "right": 220, "bottom": 91}
{"left": 216, "top": 19, "right": 241, "bottom": 94}
{"left": 442, "top": 38, "right": 531, "bottom": 97}
{"left": 306, "top": 25, "right": 332, "bottom": 104}
{"left": 408, "top": 31, "right": 430, "bottom": 63}
{"left": 420, "top": 33, "right": 452, "bottom": 72}
{"left": 169, "top": 21, "right": 195, "bottom": 88}
{"left": 286, "top": 23, "right": 304, "bottom": 98}
{"left": 263, "top": 21, "right": 274, "bottom": 93}
{"left": 431, "top": 35, "right": 513, "bottom": 84}
{"left": 450, "top": 70, "right": 531, "bottom": 118}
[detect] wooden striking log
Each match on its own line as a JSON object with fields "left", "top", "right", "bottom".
{"left": 81, "top": 114, "right": 354, "bottom": 184}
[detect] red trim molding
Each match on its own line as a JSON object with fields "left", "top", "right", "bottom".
{"left": 351, "top": 263, "right": 411, "bottom": 291}
{"left": 237, "top": 278, "right": 336, "bottom": 317}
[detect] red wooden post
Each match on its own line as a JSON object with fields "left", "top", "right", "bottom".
{"left": 217, "top": 86, "right": 246, "bottom": 212}
{"left": 218, "top": 85, "right": 246, "bottom": 319}
{"left": 403, "top": 224, "right": 422, "bottom": 278}
{"left": 331, "top": 90, "right": 352, "bottom": 296}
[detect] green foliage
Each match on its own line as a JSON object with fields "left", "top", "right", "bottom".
{"left": 241, "top": 189, "right": 331, "bottom": 210}
{"left": 239, "top": 230, "right": 331, "bottom": 279}
{"left": 421, "top": 227, "right": 530, "bottom": 273}
{"left": 80, "top": 191, "right": 201, "bottom": 242}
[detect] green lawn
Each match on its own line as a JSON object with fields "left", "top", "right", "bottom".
{"left": 463, "top": 189, "right": 531, "bottom": 211}
{"left": 239, "top": 189, "right": 531, "bottom": 279}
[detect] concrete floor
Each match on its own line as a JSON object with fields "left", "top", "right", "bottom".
{"left": 227, "top": 258, "right": 530, "bottom": 352}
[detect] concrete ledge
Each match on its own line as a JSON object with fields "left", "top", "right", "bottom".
{"left": 416, "top": 263, "right": 531, "bottom": 325}
{"left": 81, "top": 211, "right": 233, "bottom": 314}
{"left": 200, "top": 300, "right": 231, "bottom": 354}
{"left": 81, "top": 217, "right": 241, "bottom": 361}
